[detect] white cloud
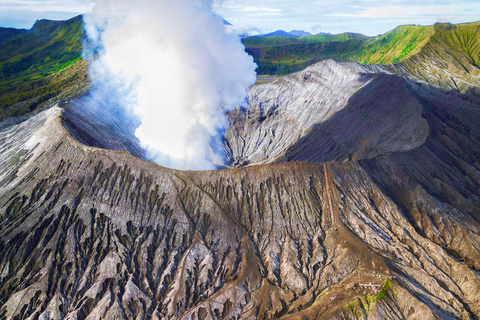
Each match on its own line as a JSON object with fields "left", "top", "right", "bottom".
{"left": 214, "top": 0, "right": 480, "bottom": 35}
{"left": 3, "top": 0, "right": 480, "bottom": 36}
{"left": 239, "top": 6, "right": 282, "bottom": 13}
{"left": 1, "top": 0, "right": 92, "bottom": 13}
{"left": 329, "top": 4, "right": 454, "bottom": 18}
{"left": 246, "top": 12, "right": 283, "bottom": 17}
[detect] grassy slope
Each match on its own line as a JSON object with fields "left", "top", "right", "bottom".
{"left": 242, "top": 33, "right": 369, "bottom": 75}
{"left": 447, "top": 22, "right": 480, "bottom": 68}
{"left": 242, "top": 36, "right": 299, "bottom": 47}
{"left": 242, "top": 33, "right": 367, "bottom": 47}
{"left": 244, "top": 34, "right": 367, "bottom": 74}
{"left": 297, "top": 32, "right": 368, "bottom": 44}
{"left": 242, "top": 32, "right": 368, "bottom": 47}
{"left": 382, "top": 21, "right": 480, "bottom": 93}
{"left": 1, "top": 18, "right": 479, "bottom": 119}
{"left": 0, "top": 28, "right": 27, "bottom": 44}
{"left": 354, "top": 25, "right": 433, "bottom": 64}
{"left": 0, "top": 15, "right": 88, "bottom": 119}
{"left": 243, "top": 22, "right": 480, "bottom": 76}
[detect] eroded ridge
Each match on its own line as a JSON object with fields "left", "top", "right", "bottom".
{"left": 0, "top": 101, "right": 479, "bottom": 319}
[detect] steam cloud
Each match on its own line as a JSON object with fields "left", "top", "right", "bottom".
{"left": 84, "top": 0, "right": 256, "bottom": 170}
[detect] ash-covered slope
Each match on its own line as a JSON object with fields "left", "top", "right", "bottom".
{"left": 223, "top": 60, "right": 430, "bottom": 166}
{"left": 224, "top": 59, "right": 479, "bottom": 166}
{"left": 0, "top": 72, "right": 480, "bottom": 320}
{"left": 224, "top": 60, "right": 375, "bottom": 166}
{"left": 60, "top": 94, "right": 147, "bottom": 160}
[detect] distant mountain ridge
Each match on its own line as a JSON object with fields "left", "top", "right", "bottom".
{"left": 242, "top": 21, "right": 480, "bottom": 93}
{"left": 1, "top": 17, "right": 480, "bottom": 119}
{"left": 288, "top": 30, "right": 313, "bottom": 37}
{"left": 252, "top": 29, "right": 313, "bottom": 38}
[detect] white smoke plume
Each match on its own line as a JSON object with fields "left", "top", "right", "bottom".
{"left": 83, "top": 0, "right": 256, "bottom": 170}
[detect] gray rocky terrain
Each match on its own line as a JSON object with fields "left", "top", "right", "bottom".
{"left": 223, "top": 60, "right": 429, "bottom": 165}
{"left": 0, "top": 59, "right": 480, "bottom": 320}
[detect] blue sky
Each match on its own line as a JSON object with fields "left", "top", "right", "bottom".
{"left": 0, "top": 0, "right": 92, "bottom": 29}
{"left": 214, "top": 0, "right": 480, "bottom": 35}
{"left": 1, "top": 0, "right": 479, "bottom": 36}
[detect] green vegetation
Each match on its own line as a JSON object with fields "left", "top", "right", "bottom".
{"left": 242, "top": 32, "right": 367, "bottom": 47}
{"left": 297, "top": 32, "right": 368, "bottom": 44}
{"left": 242, "top": 36, "right": 299, "bottom": 47}
{"left": 0, "top": 28, "right": 27, "bottom": 44}
{"left": 354, "top": 25, "right": 433, "bottom": 64}
{"left": 0, "top": 15, "right": 88, "bottom": 119}
{"left": 427, "top": 21, "right": 480, "bottom": 68}
{"left": 312, "top": 290, "right": 328, "bottom": 306}
{"left": 243, "top": 21, "right": 480, "bottom": 75}
{"left": 344, "top": 279, "right": 393, "bottom": 319}
{"left": 1, "top": 16, "right": 479, "bottom": 118}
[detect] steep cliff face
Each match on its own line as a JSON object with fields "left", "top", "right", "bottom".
{"left": 224, "top": 60, "right": 374, "bottom": 166}
{"left": 1, "top": 56, "right": 480, "bottom": 320}
{"left": 224, "top": 59, "right": 480, "bottom": 166}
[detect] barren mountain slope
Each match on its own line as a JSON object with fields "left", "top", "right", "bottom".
{"left": 224, "top": 60, "right": 432, "bottom": 166}
{"left": 0, "top": 84, "right": 479, "bottom": 319}
{"left": 224, "top": 60, "right": 376, "bottom": 166}
{"left": 224, "top": 60, "right": 479, "bottom": 166}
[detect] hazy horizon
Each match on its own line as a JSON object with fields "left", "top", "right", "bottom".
{"left": 1, "top": 0, "right": 479, "bottom": 36}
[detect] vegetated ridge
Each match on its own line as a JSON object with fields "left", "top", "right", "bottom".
{"left": 244, "top": 20, "right": 480, "bottom": 91}
{"left": 1, "top": 17, "right": 479, "bottom": 120}
{"left": 0, "top": 28, "right": 27, "bottom": 44}
{"left": 249, "top": 30, "right": 313, "bottom": 38}
{"left": 0, "top": 15, "right": 88, "bottom": 119}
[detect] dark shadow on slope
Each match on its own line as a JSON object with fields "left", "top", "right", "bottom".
{"left": 278, "top": 74, "right": 429, "bottom": 164}
{"left": 61, "top": 92, "right": 147, "bottom": 160}
{"left": 278, "top": 75, "right": 480, "bottom": 246}
{"left": 360, "top": 81, "right": 480, "bottom": 225}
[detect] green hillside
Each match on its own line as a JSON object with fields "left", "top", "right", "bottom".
{"left": 241, "top": 32, "right": 368, "bottom": 47}
{"left": 0, "top": 28, "right": 27, "bottom": 44}
{"left": 242, "top": 32, "right": 371, "bottom": 74}
{"left": 0, "top": 15, "right": 88, "bottom": 119}
{"left": 297, "top": 32, "right": 368, "bottom": 44}
{"left": 391, "top": 22, "right": 480, "bottom": 93}
{"left": 242, "top": 36, "right": 299, "bottom": 47}
{"left": 243, "top": 22, "right": 480, "bottom": 76}
{"left": 1, "top": 17, "right": 479, "bottom": 119}
{"left": 353, "top": 25, "right": 433, "bottom": 64}
{"left": 423, "top": 22, "right": 480, "bottom": 68}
